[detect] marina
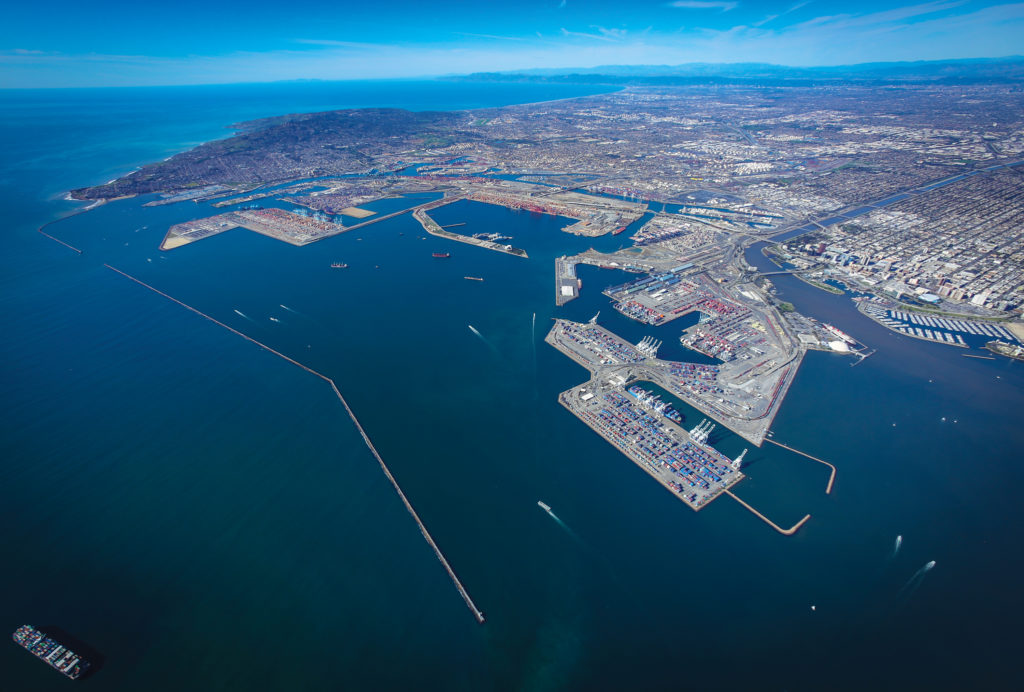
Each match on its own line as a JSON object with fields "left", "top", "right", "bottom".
{"left": 856, "top": 297, "right": 1021, "bottom": 349}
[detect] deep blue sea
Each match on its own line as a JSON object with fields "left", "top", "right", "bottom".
{"left": 2, "top": 80, "right": 1023, "bottom": 691}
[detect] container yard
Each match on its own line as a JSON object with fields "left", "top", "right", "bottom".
{"left": 161, "top": 207, "right": 347, "bottom": 250}
{"left": 558, "top": 384, "right": 745, "bottom": 511}
{"left": 545, "top": 318, "right": 800, "bottom": 446}
{"left": 603, "top": 269, "right": 713, "bottom": 326}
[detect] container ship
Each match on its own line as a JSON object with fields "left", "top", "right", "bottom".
{"left": 432, "top": 252, "right": 451, "bottom": 258}
{"left": 12, "top": 625, "right": 90, "bottom": 680}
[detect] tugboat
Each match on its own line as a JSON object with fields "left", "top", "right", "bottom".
{"left": 12, "top": 625, "right": 91, "bottom": 680}
{"left": 432, "top": 252, "right": 451, "bottom": 258}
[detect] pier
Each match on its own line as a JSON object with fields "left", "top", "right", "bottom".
{"left": 102, "top": 264, "right": 486, "bottom": 624}
{"left": 554, "top": 257, "right": 579, "bottom": 305}
{"left": 766, "top": 439, "right": 837, "bottom": 494}
{"left": 414, "top": 204, "right": 528, "bottom": 258}
{"left": 557, "top": 387, "right": 744, "bottom": 512}
{"left": 724, "top": 490, "right": 811, "bottom": 535}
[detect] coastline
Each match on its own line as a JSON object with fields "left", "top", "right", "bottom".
{"left": 69, "top": 83, "right": 620, "bottom": 204}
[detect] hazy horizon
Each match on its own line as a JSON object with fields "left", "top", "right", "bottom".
{"left": 4, "top": 1, "right": 1024, "bottom": 88}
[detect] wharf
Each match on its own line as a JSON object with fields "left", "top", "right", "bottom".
{"left": 553, "top": 364, "right": 809, "bottom": 535}
{"left": 161, "top": 202, "right": 424, "bottom": 251}
{"left": 545, "top": 318, "right": 791, "bottom": 446}
{"left": 557, "top": 385, "right": 744, "bottom": 512}
{"left": 555, "top": 257, "right": 580, "bottom": 305}
{"left": 413, "top": 204, "right": 528, "bottom": 258}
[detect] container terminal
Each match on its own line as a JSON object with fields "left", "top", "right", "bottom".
{"left": 12, "top": 625, "right": 90, "bottom": 680}
{"left": 546, "top": 318, "right": 797, "bottom": 446}
{"left": 558, "top": 381, "right": 745, "bottom": 511}
{"left": 543, "top": 317, "right": 749, "bottom": 508}
{"left": 547, "top": 318, "right": 817, "bottom": 532}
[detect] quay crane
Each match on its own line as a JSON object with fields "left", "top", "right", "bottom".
{"left": 690, "top": 418, "right": 715, "bottom": 445}
{"left": 636, "top": 335, "right": 662, "bottom": 358}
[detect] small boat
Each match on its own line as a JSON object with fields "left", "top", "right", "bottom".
{"left": 464, "top": 276, "right": 484, "bottom": 281}
{"left": 330, "top": 262, "right": 348, "bottom": 268}
{"left": 537, "top": 501, "right": 552, "bottom": 512}
{"left": 432, "top": 252, "right": 451, "bottom": 258}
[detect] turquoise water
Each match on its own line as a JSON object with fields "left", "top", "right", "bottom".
{"left": 3, "top": 82, "right": 1024, "bottom": 691}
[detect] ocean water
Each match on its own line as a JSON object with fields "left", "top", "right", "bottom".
{"left": 2, "top": 82, "right": 1024, "bottom": 691}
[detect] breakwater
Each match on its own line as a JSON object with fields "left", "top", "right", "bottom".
{"left": 103, "top": 263, "right": 486, "bottom": 624}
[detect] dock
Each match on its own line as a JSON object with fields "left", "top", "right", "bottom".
{"left": 554, "top": 257, "right": 580, "bottom": 306}
{"left": 545, "top": 318, "right": 782, "bottom": 446}
{"left": 102, "top": 264, "right": 486, "bottom": 624}
{"left": 557, "top": 386, "right": 744, "bottom": 512}
{"left": 413, "top": 203, "right": 528, "bottom": 258}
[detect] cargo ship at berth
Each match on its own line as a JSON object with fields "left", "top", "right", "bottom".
{"left": 12, "top": 625, "right": 90, "bottom": 680}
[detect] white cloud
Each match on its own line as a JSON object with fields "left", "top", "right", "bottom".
{"left": 560, "top": 27, "right": 620, "bottom": 42}
{"left": 594, "top": 26, "right": 629, "bottom": 39}
{"left": 791, "top": 1, "right": 967, "bottom": 31}
{"left": 667, "top": 1, "right": 739, "bottom": 10}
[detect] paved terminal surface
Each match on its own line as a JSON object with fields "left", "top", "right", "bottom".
{"left": 414, "top": 202, "right": 529, "bottom": 258}
{"left": 555, "top": 257, "right": 579, "bottom": 305}
{"left": 558, "top": 383, "right": 744, "bottom": 510}
{"left": 546, "top": 318, "right": 795, "bottom": 445}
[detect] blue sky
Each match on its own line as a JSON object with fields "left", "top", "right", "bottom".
{"left": 2, "top": 1, "right": 1023, "bottom": 87}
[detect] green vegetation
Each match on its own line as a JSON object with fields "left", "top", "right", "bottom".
{"left": 419, "top": 135, "right": 454, "bottom": 147}
{"left": 777, "top": 301, "right": 795, "bottom": 313}
{"left": 800, "top": 276, "right": 845, "bottom": 294}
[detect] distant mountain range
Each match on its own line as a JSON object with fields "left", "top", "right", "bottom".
{"left": 456, "top": 57, "right": 1024, "bottom": 86}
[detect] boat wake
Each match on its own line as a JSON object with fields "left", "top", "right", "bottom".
{"left": 233, "top": 309, "right": 256, "bottom": 323}
{"left": 538, "top": 501, "right": 582, "bottom": 543}
{"left": 891, "top": 534, "right": 903, "bottom": 559}
{"left": 897, "top": 560, "right": 936, "bottom": 599}
{"left": 531, "top": 312, "right": 538, "bottom": 385}
{"left": 468, "top": 324, "right": 504, "bottom": 361}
